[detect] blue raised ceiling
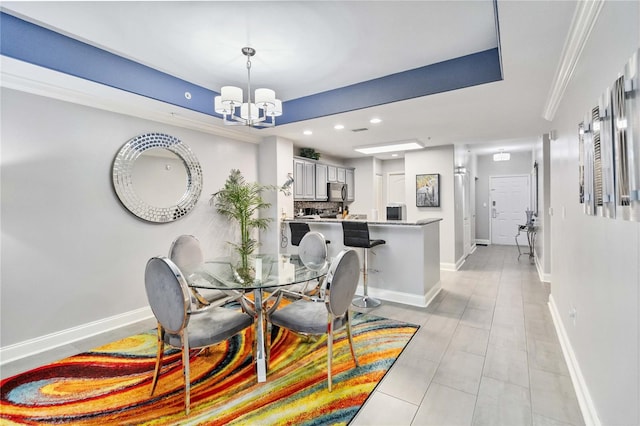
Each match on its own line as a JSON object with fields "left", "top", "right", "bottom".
{"left": 0, "top": 11, "right": 503, "bottom": 126}
{"left": 279, "top": 48, "right": 502, "bottom": 125}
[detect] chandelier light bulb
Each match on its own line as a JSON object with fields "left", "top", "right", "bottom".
{"left": 221, "top": 86, "right": 243, "bottom": 106}
{"left": 255, "top": 88, "right": 276, "bottom": 107}
{"left": 241, "top": 103, "right": 260, "bottom": 120}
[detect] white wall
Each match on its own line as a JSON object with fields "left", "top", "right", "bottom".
{"left": 259, "top": 136, "right": 295, "bottom": 254}
{"left": 533, "top": 134, "right": 551, "bottom": 282}
{"left": 404, "top": 145, "right": 458, "bottom": 268}
{"left": 0, "top": 88, "right": 259, "bottom": 348}
{"left": 548, "top": 2, "right": 639, "bottom": 425}
{"left": 469, "top": 154, "right": 478, "bottom": 246}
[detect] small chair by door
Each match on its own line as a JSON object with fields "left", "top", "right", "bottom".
{"left": 267, "top": 249, "right": 360, "bottom": 391}
{"left": 144, "top": 256, "right": 254, "bottom": 415}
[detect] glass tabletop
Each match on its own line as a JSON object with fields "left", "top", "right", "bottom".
{"left": 187, "top": 253, "right": 329, "bottom": 291}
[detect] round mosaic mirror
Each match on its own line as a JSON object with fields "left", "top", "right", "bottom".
{"left": 112, "top": 133, "right": 203, "bottom": 223}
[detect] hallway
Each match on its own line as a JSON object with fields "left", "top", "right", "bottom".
{"left": 353, "top": 244, "right": 584, "bottom": 425}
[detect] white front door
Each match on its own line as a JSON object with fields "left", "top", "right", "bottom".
{"left": 490, "top": 175, "right": 530, "bottom": 245}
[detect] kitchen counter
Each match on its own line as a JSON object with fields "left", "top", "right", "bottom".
{"left": 282, "top": 217, "right": 442, "bottom": 308}
{"left": 286, "top": 217, "right": 442, "bottom": 226}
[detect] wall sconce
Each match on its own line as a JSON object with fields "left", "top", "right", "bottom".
{"left": 454, "top": 166, "right": 467, "bottom": 175}
{"left": 493, "top": 151, "right": 511, "bottom": 162}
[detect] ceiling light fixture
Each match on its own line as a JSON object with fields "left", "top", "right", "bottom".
{"left": 354, "top": 140, "right": 423, "bottom": 155}
{"left": 334, "top": 124, "right": 345, "bottom": 130}
{"left": 370, "top": 118, "right": 382, "bottom": 124}
{"left": 493, "top": 151, "right": 511, "bottom": 162}
{"left": 303, "top": 130, "right": 313, "bottom": 136}
{"left": 214, "top": 47, "right": 282, "bottom": 127}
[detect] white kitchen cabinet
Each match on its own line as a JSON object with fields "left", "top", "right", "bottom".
{"left": 345, "top": 168, "right": 355, "bottom": 201}
{"left": 337, "top": 167, "right": 346, "bottom": 183}
{"left": 315, "top": 163, "right": 328, "bottom": 200}
{"left": 328, "top": 165, "right": 338, "bottom": 182}
{"left": 293, "top": 158, "right": 316, "bottom": 199}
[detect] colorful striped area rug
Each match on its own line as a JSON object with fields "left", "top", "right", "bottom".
{"left": 1, "top": 312, "right": 418, "bottom": 425}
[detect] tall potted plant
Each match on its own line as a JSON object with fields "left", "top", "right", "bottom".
{"left": 211, "top": 169, "right": 276, "bottom": 282}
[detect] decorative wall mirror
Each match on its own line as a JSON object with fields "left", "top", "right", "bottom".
{"left": 112, "top": 133, "right": 203, "bottom": 223}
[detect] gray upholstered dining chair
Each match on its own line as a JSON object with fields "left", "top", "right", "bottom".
{"left": 169, "top": 235, "right": 229, "bottom": 307}
{"left": 283, "top": 231, "right": 329, "bottom": 297}
{"left": 267, "top": 249, "right": 360, "bottom": 392}
{"left": 145, "top": 256, "right": 254, "bottom": 415}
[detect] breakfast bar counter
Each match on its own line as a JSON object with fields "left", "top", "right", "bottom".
{"left": 283, "top": 218, "right": 442, "bottom": 307}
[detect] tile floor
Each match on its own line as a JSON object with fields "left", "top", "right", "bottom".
{"left": 351, "top": 245, "right": 584, "bottom": 426}
{"left": 0, "top": 245, "right": 584, "bottom": 426}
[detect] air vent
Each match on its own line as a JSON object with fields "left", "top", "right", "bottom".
{"left": 351, "top": 128, "right": 369, "bottom": 132}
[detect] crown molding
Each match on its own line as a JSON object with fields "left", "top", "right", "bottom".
{"left": 0, "top": 56, "right": 262, "bottom": 144}
{"left": 542, "top": 0, "right": 604, "bottom": 121}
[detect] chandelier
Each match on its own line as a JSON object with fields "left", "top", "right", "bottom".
{"left": 214, "top": 47, "right": 283, "bottom": 127}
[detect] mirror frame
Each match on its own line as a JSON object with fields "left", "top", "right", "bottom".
{"left": 112, "top": 133, "right": 203, "bottom": 223}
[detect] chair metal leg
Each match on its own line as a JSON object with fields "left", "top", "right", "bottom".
{"left": 150, "top": 325, "right": 165, "bottom": 397}
{"left": 352, "top": 248, "right": 381, "bottom": 308}
{"left": 181, "top": 330, "right": 191, "bottom": 415}
{"left": 327, "top": 315, "right": 333, "bottom": 392}
{"left": 345, "top": 311, "right": 359, "bottom": 367}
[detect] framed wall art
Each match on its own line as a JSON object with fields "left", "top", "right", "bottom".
{"left": 416, "top": 173, "right": 440, "bottom": 207}
{"left": 599, "top": 89, "right": 616, "bottom": 218}
{"left": 576, "top": 48, "right": 639, "bottom": 221}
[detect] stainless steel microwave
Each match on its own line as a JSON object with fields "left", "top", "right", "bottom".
{"left": 327, "top": 183, "right": 347, "bottom": 202}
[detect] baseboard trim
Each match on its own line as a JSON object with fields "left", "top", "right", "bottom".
{"left": 475, "top": 239, "right": 491, "bottom": 245}
{"left": 548, "top": 295, "right": 601, "bottom": 426}
{"left": 440, "top": 262, "right": 458, "bottom": 271}
{"left": 0, "top": 307, "right": 154, "bottom": 366}
{"left": 441, "top": 257, "right": 466, "bottom": 271}
{"left": 535, "top": 255, "right": 551, "bottom": 283}
{"left": 358, "top": 281, "right": 442, "bottom": 308}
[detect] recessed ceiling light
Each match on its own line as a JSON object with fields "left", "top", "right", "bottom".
{"left": 303, "top": 130, "right": 313, "bottom": 135}
{"left": 334, "top": 124, "right": 345, "bottom": 130}
{"left": 370, "top": 118, "right": 382, "bottom": 124}
{"left": 354, "top": 140, "right": 423, "bottom": 155}
{"left": 391, "top": 153, "right": 399, "bottom": 157}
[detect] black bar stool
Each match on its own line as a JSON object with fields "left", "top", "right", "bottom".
{"left": 289, "top": 222, "right": 311, "bottom": 246}
{"left": 290, "top": 222, "right": 330, "bottom": 247}
{"left": 341, "top": 221, "right": 386, "bottom": 308}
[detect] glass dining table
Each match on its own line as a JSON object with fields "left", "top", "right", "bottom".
{"left": 187, "top": 253, "right": 329, "bottom": 382}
